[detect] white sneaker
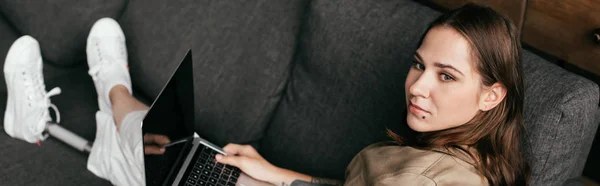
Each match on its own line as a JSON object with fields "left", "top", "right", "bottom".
{"left": 86, "top": 17, "right": 132, "bottom": 115}
{"left": 4, "top": 35, "right": 61, "bottom": 143}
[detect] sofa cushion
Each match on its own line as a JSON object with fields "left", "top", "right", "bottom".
{"left": 120, "top": 0, "right": 309, "bottom": 146}
{"left": 259, "top": 0, "right": 441, "bottom": 179}
{"left": 0, "top": 130, "right": 110, "bottom": 185}
{"left": 521, "top": 50, "right": 600, "bottom": 186}
{"left": 0, "top": 0, "right": 127, "bottom": 66}
{"left": 118, "top": 0, "right": 194, "bottom": 101}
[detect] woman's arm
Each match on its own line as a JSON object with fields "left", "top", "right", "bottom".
{"left": 283, "top": 178, "right": 343, "bottom": 186}
{"left": 272, "top": 168, "right": 342, "bottom": 186}
{"left": 215, "top": 144, "right": 342, "bottom": 186}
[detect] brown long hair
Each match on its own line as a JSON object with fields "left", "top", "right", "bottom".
{"left": 389, "top": 3, "right": 530, "bottom": 185}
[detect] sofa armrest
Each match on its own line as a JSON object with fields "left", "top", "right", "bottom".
{"left": 522, "top": 50, "right": 600, "bottom": 186}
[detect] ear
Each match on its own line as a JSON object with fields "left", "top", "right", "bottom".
{"left": 479, "top": 83, "right": 507, "bottom": 111}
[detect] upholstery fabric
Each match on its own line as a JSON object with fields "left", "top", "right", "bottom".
{"left": 0, "top": 130, "right": 111, "bottom": 185}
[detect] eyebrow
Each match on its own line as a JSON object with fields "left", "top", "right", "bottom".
{"left": 414, "top": 52, "right": 465, "bottom": 77}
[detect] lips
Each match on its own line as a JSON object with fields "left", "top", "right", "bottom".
{"left": 409, "top": 101, "right": 429, "bottom": 114}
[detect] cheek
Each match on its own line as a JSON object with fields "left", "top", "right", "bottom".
{"left": 433, "top": 85, "right": 479, "bottom": 125}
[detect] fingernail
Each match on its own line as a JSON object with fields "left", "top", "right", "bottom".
{"left": 160, "top": 148, "right": 165, "bottom": 152}
{"left": 215, "top": 154, "right": 222, "bottom": 160}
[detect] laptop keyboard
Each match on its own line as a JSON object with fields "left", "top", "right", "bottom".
{"left": 182, "top": 145, "right": 241, "bottom": 186}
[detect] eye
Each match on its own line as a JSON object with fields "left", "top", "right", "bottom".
{"left": 412, "top": 61, "right": 425, "bottom": 70}
{"left": 440, "top": 73, "right": 455, "bottom": 81}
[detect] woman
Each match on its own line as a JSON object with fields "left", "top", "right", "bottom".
{"left": 215, "top": 3, "right": 530, "bottom": 186}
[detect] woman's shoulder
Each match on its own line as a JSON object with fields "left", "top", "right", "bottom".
{"left": 357, "top": 141, "right": 452, "bottom": 164}
{"left": 346, "top": 143, "right": 487, "bottom": 186}
{"left": 419, "top": 147, "right": 487, "bottom": 185}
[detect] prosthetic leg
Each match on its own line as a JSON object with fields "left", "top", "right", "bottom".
{"left": 45, "top": 122, "right": 92, "bottom": 153}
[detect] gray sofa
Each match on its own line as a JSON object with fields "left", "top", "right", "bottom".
{"left": 0, "top": 0, "right": 598, "bottom": 185}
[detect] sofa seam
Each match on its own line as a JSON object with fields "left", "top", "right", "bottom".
{"left": 252, "top": 0, "right": 313, "bottom": 149}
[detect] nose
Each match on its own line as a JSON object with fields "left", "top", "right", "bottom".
{"left": 408, "top": 72, "right": 431, "bottom": 99}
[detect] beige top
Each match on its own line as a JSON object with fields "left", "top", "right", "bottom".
{"left": 344, "top": 142, "right": 488, "bottom": 186}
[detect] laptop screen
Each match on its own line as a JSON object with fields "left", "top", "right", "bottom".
{"left": 141, "top": 50, "right": 196, "bottom": 185}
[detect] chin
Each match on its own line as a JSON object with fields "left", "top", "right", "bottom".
{"left": 406, "top": 114, "right": 433, "bottom": 132}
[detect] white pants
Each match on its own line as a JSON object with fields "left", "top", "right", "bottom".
{"left": 87, "top": 110, "right": 147, "bottom": 186}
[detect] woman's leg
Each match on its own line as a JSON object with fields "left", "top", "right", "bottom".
{"left": 86, "top": 17, "right": 149, "bottom": 186}
{"left": 109, "top": 84, "right": 148, "bottom": 130}
{"left": 86, "top": 17, "right": 172, "bottom": 186}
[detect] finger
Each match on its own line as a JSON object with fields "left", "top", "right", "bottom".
{"left": 143, "top": 134, "right": 156, "bottom": 144}
{"left": 144, "top": 134, "right": 171, "bottom": 145}
{"left": 223, "top": 144, "right": 258, "bottom": 156}
{"left": 143, "top": 134, "right": 171, "bottom": 145}
{"left": 153, "top": 135, "right": 171, "bottom": 145}
{"left": 144, "top": 145, "right": 166, "bottom": 155}
{"left": 222, "top": 143, "right": 244, "bottom": 155}
{"left": 215, "top": 154, "right": 248, "bottom": 168}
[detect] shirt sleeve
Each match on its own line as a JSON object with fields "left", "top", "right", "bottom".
{"left": 375, "top": 173, "right": 437, "bottom": 186}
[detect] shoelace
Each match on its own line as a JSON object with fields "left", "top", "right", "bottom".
{"left": 87, "top": 37, "right": 127, "bottom": 79}
{"left": 22, "top": 67, "right": 61, "bottom": 137}
{"left": 88, "top": 56, "right": 119, "bottom": 81}
{"left": 88, "top": 61, "right": 105, "bottom": 80}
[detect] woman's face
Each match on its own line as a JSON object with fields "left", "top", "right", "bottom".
{"left": 405, "top": 27, "right": 485, "bottom": 132}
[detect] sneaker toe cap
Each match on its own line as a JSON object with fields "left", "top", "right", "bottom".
{"left": 88, "top": 18, "right": 125, "bottom": 38}
{"left": 4, "top": 35, "right": 41, "bottom": 69}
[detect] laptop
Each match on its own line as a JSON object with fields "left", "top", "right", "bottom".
{"left": 140, "top": 50, "right": 269, "bottom": 186}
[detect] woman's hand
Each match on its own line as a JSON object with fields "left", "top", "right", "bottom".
{"left": 143, "top": 134, "right": 170, "bottom": 155}
{"left": 215, "top": 143, "right": 286, "bottom": 185}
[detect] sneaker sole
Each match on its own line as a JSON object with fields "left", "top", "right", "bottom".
{"left": 3, "top": 91, "right": 14, "bottom": 137}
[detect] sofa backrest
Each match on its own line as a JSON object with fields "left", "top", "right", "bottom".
{"left": 119, "top": 0, "right": 310, "bottom": 148}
